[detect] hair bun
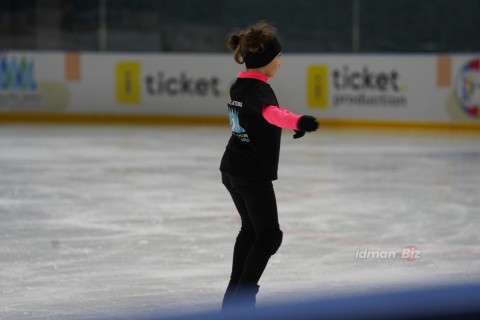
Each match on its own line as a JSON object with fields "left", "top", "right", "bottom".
{"left": 228, "top": 34, "right": 241, "bottom": 51}
{"left": 227, "top": 21, "right": 279, "bottom": 65}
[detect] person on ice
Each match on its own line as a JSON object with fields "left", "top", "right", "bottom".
{"left": 220, "top": 21, "right": 319, "bottom": 310}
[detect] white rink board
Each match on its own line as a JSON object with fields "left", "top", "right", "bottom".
{"left": 1, "top": 51, "right": 479, "bottom": 126}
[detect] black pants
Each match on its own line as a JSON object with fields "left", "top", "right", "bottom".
{"left": 222, "top": 173, "right": 283, "bottom": 285}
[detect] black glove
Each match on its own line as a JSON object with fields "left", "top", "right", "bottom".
{"left": 297, "top": 115, "right": 319, "bottom": 132}
{"left": 293, "top": 116, "right": 319, "bottom": 138}
{"left": 293, "top": 130, "right": 305, "bottom": 139}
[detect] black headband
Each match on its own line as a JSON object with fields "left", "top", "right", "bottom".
{"left": 244, "top": 36, "right": 282, "bottom": 69}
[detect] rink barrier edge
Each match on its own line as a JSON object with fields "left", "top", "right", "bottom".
{"left": 1, "top": 113, "right": 480, "bottom": 131}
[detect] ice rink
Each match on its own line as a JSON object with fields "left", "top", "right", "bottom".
{"left": 1, "top": 124, "right": 480, "bottom": 319}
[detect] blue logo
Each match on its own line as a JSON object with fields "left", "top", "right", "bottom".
{"left": 0, "top": 56, "right": 37, "bottom": 91}
{"left": 228, "top": 107, "right": 246, "bottom": 133}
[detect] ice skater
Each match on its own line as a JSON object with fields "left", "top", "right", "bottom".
{"left": 220, "top": 21, "right": 319, "bottom": 310}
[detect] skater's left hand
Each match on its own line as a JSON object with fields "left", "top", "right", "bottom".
{"left": 293, "top": 115, "right": 319, "bottom": 139}
{"left": 293, "top": 130, "right": 305, "bottom": 139}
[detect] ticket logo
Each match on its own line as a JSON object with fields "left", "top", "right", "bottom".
{"left": 115, "top": 61, "right": 141, "bottom": 104}
{"left": 306, "top": 64, "right": 329, "bottom": 109}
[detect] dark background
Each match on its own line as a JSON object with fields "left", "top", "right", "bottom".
{"left": 1, "top": 0, "right": 479, "bottom": 53}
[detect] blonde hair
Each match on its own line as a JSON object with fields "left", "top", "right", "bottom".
{"left": 227, "top": 21, "right": 278, "bottom": 65}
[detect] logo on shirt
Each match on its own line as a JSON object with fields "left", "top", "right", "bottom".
{"left": 228, "top": 99, "right": 243, "bottom": 107}
{"left": 228, "top": 106, "right": 249, "bottom": 142}
{"left": 228, "top": 107, "right": 245, "bottom": 133}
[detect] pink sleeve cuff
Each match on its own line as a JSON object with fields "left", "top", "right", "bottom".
{"left": 262, "top": 105, "right": 301, "bottom": 130}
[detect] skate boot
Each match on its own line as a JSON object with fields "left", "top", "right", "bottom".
{"left": 221, "top": 280, "right": 238, "bottom": 311}
{"left": 226, "top": 284, "right": 260, "bottom": 310}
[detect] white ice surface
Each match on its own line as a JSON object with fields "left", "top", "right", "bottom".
{"left": 1, "top": 124, "right": 480, "bottom": 319}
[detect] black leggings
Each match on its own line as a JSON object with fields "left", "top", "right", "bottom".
{"left": 222, "top": 173, "right": 283, "bottom": 285}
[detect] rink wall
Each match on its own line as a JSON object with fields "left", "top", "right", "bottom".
{"left": 1, "top": 51, "right": 480, "bottom": 129}
{"left": 150, "top": 282, "right": 480, "bottom": 320}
